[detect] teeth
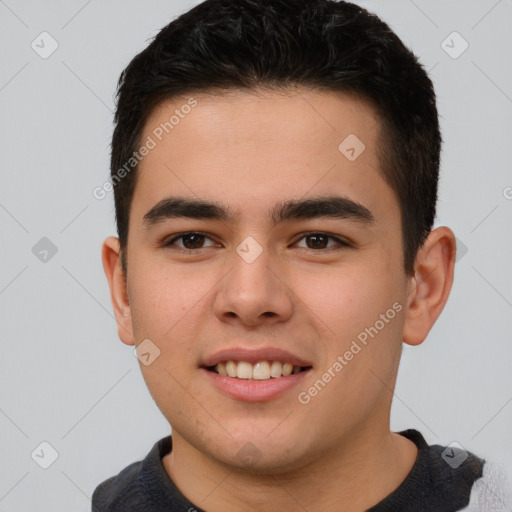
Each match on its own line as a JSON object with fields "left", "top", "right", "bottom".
{"left": 270, "top": 361, "right": 282, "bottom": 378}
{"left": 217, "top": 362, "right": 228, "bottom": 376}
{"left": 226, "top": 361, "right": 237, "bottom": 378}
{"left": 214, "top": 360, "right": 304, "bottom": 380}
{"left": 282, "top": 363, "right": 293, "bottom": 376}
{"left": 237, "top": 361, "right": 253, "bottom": 379}
{"left": 253, "top": 361, "right": 271, "bottom": 380}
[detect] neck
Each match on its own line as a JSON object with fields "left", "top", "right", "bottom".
{"left": 163, "top": 424, "right": 418, "bottom": 512}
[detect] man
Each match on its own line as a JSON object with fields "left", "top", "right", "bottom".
{"left": 94, "top": 0, "right": 511, "bottom": 510}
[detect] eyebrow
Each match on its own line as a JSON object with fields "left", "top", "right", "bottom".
{"left": 142, "top": 195, "right": 375, "bottom": 227}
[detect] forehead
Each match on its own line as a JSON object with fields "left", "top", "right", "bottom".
{"left": 132, "top": 88, "right": 399, "bottom": 229}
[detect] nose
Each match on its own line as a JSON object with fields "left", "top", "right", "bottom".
{"left": 213, "top": 243, "right": 294, "bottom": 327}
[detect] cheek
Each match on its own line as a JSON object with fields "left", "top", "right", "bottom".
{"left": 127, "top": 257, "right": 213, "bottom": 336}
{"left": 292, "top": 263, "right": 405, "bottom": 368}
{"left": 297, "top": 268, "right": 404, "bottom": 425}
{"left": 294, "top": 264, "right": 392, "bottom": 329}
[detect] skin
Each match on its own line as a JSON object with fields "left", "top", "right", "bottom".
{"left": 102, "top": 88, "right": 456, "bottom": 511}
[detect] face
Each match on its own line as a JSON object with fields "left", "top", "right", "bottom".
{"left": 116, "top": 89, "right": 415, "bottom": 472}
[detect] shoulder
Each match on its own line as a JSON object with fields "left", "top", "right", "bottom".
{"left": 399, "top": 429, "right": 485, "bottom": 494}
{"left": 403, "top": 429, "right": 512, "bottom": 511}
{"left": 91, "top": 436, "right": 173, "bottom": 512}
{"left": 92, "top": 458, "right": 144, "bottom": 511}
{"left": 371, "top": 430, "right": 485, "bottom": 511}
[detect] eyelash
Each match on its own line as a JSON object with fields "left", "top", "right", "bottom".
{"left": 162, "top": 231, "right": 351, "bottom": 252}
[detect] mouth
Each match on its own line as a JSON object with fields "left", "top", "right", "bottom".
{"left": 205, "top": 360, "right": 313, "bottom": 380}
{"left": 201, "top": 347, "right": 313, "bottom": 401}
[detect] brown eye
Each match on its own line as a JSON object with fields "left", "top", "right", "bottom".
{"left": 305, "top": 234, "right": 329, "bottom": 249}
{"left": 181, "top": 234, "right": 206, "bottom": 249}
{"left": 164, "top": 232, "right": 217, "bottom": 250}
{"left": 295, "top": 233, "right": 349, "bottom": 250}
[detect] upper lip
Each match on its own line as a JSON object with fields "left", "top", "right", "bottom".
{"left": 201, "top": 347, "right": 313, "bottom": 368}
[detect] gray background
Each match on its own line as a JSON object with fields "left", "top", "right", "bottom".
{"left": 1, "top": 0, "right": 511, "bottom": 510}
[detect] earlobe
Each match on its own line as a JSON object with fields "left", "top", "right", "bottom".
{"left": 101, "top": 236, "right": 135, "bottom": 346}
{"left": 402, "top": 227, "right": 456, "bottom": 346}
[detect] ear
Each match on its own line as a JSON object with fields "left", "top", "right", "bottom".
{"left": 101, "top": 236, "right": 135, "bottom": 346}
{"left": 402, "top": 226, "right": 457, "bottom": 346}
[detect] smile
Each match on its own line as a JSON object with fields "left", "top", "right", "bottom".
{"left": 209, "top": 360, "right": 311, "bottom": 380}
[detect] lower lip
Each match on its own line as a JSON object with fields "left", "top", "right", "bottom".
{"left": 201, "top": 368, "right": 311, "bottom": 402}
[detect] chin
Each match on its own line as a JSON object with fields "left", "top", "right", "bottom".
{"left": 209, "top": 431, "right": 312, "bottom": 475}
